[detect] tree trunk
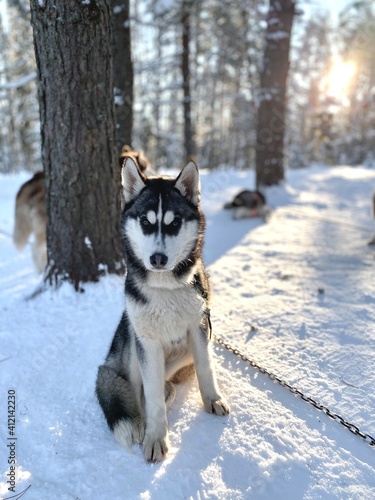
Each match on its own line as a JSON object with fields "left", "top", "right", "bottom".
{"left": 111, "top": 0, "right": 133, "bottom": 153}
{"left": 181, "top": 2, "right": 196, "bottom": 159}
{"left": 255, "top": 0, "right": 296, "bottom": 187}
{"left": 30, "top": 1, "right": 125, "bottom": 290}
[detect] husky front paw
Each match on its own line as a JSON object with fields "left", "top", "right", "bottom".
{"left": 203, "top": 397, "right": 230, "bottom": 416}
{"left": 143, "top": 434, "right": 169, "bottom": 463}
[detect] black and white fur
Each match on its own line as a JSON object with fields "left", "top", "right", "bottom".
{"left": 96, "top": 158, "right": 230, "bottom": 463}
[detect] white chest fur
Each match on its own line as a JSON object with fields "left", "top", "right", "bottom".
{"left": 126, "top": 273, "right": 205, "bottom": 347}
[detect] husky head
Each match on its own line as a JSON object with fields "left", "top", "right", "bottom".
{"left": 121, "top": 157, "right": 203, "bottom": 273}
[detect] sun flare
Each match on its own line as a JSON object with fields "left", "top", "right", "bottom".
{"left": 323, "top": 58, "right": 356, "bottom": 102}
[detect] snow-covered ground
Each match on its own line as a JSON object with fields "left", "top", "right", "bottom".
{"left": 0, "top": 165, "right": 375, "bottom": 499}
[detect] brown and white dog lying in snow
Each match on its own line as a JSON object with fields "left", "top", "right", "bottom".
{"left": 13, "top": 146, "right": 150, "bottom": 273}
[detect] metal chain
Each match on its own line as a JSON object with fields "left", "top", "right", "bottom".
{"left": 214, "top": 335, "right": 375, "bottom": 448}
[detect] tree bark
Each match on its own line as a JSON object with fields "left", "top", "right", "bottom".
{"left": 256, "top": 0, "right": 296, "bottom": 187}
{"left": 111, "top": 0, "right": 133, "bottom": 153}
{"left": 181, "top": 1, "right": 196, "bottom": 159}
{"left": 30, "top": 0, "right": 125, "bottom": 290}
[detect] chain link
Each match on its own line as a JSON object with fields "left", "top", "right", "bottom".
{"left": 214, "top": 335, "right": 375, "bottom": 448}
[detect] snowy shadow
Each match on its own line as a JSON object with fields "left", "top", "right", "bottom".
{"left": 204, "top": 209, "right": 265, "bottom": 266}
{"left": 199, "top": 169, "right": 259, "bottom": 266}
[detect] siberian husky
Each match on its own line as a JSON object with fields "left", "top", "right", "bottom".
{"left": 96, "top": 157, "right": 230, "bottom": 463}
{"left": 224, "top": 189, "right": 271, "bottom": 220}
{"left": 13, "top": 146, "right": 149, "bottom": 273}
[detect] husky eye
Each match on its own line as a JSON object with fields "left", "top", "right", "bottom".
{"left": 140, "top": 216, "right": 150, "bottom": 226}
{"left": 172, "top": 217, "right": 181, "bottom": 227}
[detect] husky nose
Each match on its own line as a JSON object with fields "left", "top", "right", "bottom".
{"left": 150, "top": 253, "right": 168, "bottom": 269}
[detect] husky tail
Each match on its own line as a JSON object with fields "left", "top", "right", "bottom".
{"left": 13, "top": 198, "right": 33, "bottom": 251}
{"left": 96, "top": 365, "right": 177, "bottom": 450}
{"left": 13, "top": 172, "right": 45, "bottom": 250}
{"left": 13, "top": 172, "right": 47, "bottom": 272}
{"left": 96, "top": 365, "right": 145, "bottom": 450}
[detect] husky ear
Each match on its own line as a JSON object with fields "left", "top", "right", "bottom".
{"left": 174, "top": 160, "right": 200, "bottom": 205}
{"left": 122, "top": 156, "right": 146, "bottom": 203}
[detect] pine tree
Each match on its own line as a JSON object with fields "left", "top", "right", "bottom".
{"left": 256, "top": 0, "right": 297, "bottom": 186}
{"left": 30, "top": 0, "right": 125, "bottom": 289}
{"left": 112, "top": 0, "right": 133, "bottom": 153}
{"left": 181, "top": 0, "right": 196, "bottom": 159}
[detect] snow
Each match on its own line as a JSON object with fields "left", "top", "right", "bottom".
{"left": 266, "top": 31, "right": 289, "bottom": 40}
{"left": 1, "top": 165, "right": 375, "bottom": 499}
{"left": 0, "top": 72, "right": 36, "bottom": 91}
{"left": 84, "top": 236, "right": 92, "bottom": 250}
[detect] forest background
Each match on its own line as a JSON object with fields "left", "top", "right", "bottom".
{"left": 1, "top": 0, "right": 374, "bottom": 175}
